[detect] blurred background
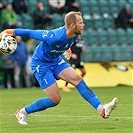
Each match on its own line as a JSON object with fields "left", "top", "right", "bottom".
{"left": 0, "top": 0, "right": 132, "bottom": 88}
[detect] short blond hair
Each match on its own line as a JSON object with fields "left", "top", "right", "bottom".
{"left": 64, "top": 11, "right": 82, "bottom": 27}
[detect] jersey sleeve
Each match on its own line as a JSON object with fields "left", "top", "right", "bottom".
{"left": 14, "top": 29, "right": 53, "bottom": 41}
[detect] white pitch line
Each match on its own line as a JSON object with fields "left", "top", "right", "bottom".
{"left": 0, "top": 114, "right": 132, "bottom": 119}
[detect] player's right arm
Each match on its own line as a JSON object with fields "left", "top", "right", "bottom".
{"left": 0, "top": 29, "right": 14, "bottom": 41}
{"left": 0, "top": 29, "right": 50, "bottom": 41}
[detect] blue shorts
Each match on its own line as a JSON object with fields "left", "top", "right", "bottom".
{"left": 31, "top": 57, "right": 70, "bottom": 89}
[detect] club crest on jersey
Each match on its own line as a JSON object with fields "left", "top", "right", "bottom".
{"left": 42, "top": 30, "right": 49, "bottom": 38}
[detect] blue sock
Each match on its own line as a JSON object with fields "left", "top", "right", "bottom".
{"left": 76, "top": 80, "right": 101, "bottom": 109}
{"left": 25, "top": 97, "right": 57, "bottom": 114}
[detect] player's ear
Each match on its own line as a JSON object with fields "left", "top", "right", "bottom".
{"left": 71, "top": 23, "right": 76, "bottom": 29}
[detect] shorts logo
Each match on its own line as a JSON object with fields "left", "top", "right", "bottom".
{"left": 44, "top": 79, "right": 48, "bottom": 84}
{"left": 58, "top": 59, "right": 65, "bottom": 65}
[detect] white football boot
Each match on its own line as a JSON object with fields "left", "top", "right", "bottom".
{"left": 14, "top": 109, "right": 28, "bottom": 125}
{"left": 100, "top": 97, "right": 118, "bottom": 118}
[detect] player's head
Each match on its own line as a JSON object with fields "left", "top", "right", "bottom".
{"left": 64, "top": 11, "right": 85, "bottom": 34}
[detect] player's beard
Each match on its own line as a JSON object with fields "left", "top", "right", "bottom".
{"left": 74, "top": 25, "right": 83, "bottom": 35}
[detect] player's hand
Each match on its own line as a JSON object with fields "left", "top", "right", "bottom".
{"left": 63, "top": 48, "right": 72, "bottom": 60}
{"left": 0, "top": 34, "right": 2, "bottom": 41}
{"left": 0, "top": 32, "right": 8, "bottom": 41}
{"left": 71, "top": 53, "right": 77, "bottom": 59}
{"left": 0, "top": 29, "right": 14, "bottom": 41}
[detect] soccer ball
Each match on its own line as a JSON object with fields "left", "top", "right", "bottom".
{"left": 0, "top": 36, "right": 17, "bottom": 54}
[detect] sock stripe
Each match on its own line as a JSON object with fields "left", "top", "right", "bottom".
{"left": 82, "top": 91, "right": 95, "bottom": 101}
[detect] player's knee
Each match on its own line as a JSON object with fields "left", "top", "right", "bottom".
{"left": 73, "top": 75, "right": 83, "bottom": 84}
{"left": 52, "top": 96, "right": 61, "bottom": 104}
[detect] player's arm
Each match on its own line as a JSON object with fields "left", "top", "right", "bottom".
{"left": 0, "top": 29, "right": 15, "bottom": 41}
{"left": 1, "top": 29, "right": 15, "bottom": 35}
{"left": 0, "top": 29, "right": 48, "bottom": 41}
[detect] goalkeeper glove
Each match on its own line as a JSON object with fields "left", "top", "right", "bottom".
{"left": 0, "top": 29, "right": 14, "bottom": 40}
{"left": 63, "top": 48, "right": 72, "bottom": 60}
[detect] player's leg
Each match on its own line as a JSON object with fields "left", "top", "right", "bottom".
{"left": 79, "top": 67, "right": 86, "bottom": 77}
{"left": 62, "top": 65, "right": 86, "bottom": 92}
{"left": 58, "top": 67, "right": 101, "bottom": 108}
{"left": 15, "top": 82, "right": 60, "bottom": 125}
{"left": 78, "top": 61, "right": 86, "bottom": 77}
{"left": 62, "top": 63, "right": 76, "bottom": 92}
{"left": 58, "top": 67, "right": 118, "bottom": 119}
{"left": 62, "top": 64, "right": 86, "bottom": 92}
{"left": 15, "top": 70, "right": 60, "bottom": 125}
{"left": 25, "top": 82, "right": 60, "bottom": 113}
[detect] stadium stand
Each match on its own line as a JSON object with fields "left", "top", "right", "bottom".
{"left": 97, "top": 28, "right": 109, "bottom": 46}
{"left": 116, "top": 28, "right": 128, "bottom": 45}
{"left": 0, "top": 0, "right": 133, "bottom": 63}
{"left": 0, "top": 0, "right": 132, "bottom": 87}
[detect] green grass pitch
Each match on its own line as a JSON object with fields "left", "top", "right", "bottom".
{"left": 0, "top": 85, "right": 132, "bottom": 133}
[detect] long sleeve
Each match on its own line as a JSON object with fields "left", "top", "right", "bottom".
{"left": 14, "top": 29, "right": 48, "bottom": 41}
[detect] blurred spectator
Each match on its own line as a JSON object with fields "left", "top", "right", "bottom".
{"left": 33, "top": 1, "right": 52, "bottom": 29}
{"left": 12, "top": 0, "right": 28, "bottom": 15}
{"left": 115, "top": 4, "right": 133, "bottom": 29}
{"left": 64, "top": 0, "right": 80, "bottom": 13}
{"left": 1, "top": 4, "right": 17, "bottom": 29}
{"left": 26, "top": 50, "right": 39, "bottom": 87}
{"left": 0, "top": 0, "right": 5, "bottom": 11}
{"left": 2, "top": 54, "right": 15, "bottom": 88}
{"left": 0, "top": 0, "right": 5, "bottom": 20}
{"left": 48, "top": 0, "right": 66, "bottom": 15}
{"left": 10, "top": 36, "right": 30, "bottom": 88}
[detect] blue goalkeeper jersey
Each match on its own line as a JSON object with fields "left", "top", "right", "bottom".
{"left": 15, "top": 26, "right": 78, "bottom": 64}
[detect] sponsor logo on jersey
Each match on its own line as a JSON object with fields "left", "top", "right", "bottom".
{"left": 51, "top": 50, "right": 65, "bottom": 53}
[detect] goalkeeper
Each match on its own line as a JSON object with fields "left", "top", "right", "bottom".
{"left": 0, "top": 11, "right": 118, "bottom": 125}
